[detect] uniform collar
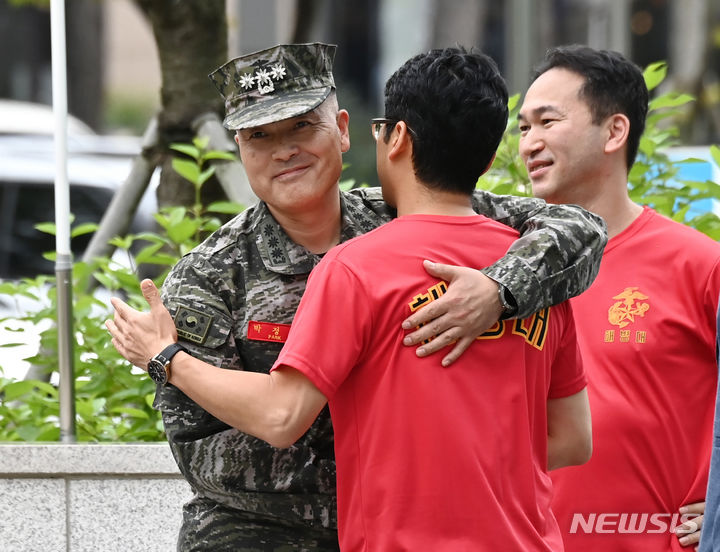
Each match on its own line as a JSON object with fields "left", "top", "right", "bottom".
{"left": 252, "top": 190, "right": 385, "bottom": 275}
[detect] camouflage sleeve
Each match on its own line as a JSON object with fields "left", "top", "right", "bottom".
{"left": 160, "top": 254, "right": 238, "bottom": 369}
{"left": 471, "top": 190, "right": 608, "bottom": 319}
{"left": 155, "top": 253, "right": 240, "bottom": 438}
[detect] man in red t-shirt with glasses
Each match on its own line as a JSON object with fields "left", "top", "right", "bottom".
{"left": 109, "top": 46, "right": 592, "bottom": 551}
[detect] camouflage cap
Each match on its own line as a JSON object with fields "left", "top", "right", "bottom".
{"left": 208, "top": 43, "right": 337, "bottom": 130}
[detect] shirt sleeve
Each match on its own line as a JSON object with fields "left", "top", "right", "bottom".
{"left": 547, "top": 301, "right": 587, "bottom": 399}
{"left": 273, "top": 253, "right": 372, "bottom": 400}
{"left": 470, "top": 190, "right": 608, "bottom": 320}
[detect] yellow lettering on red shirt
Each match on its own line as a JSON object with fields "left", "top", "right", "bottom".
{"left": 407, "top": 281, "right": 550, "bottom": 350}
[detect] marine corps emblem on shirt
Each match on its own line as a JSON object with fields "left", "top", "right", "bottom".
{"left": 604, "top": 287, "right": 649, "bottom": 344}
{"left": 608, "top": 287, "right": 650, "bottom": 328}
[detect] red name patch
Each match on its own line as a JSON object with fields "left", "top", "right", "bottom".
{"left": 247, "top": 321, "right": 291, "bottom": 343}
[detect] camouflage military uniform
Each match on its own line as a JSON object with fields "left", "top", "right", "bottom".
{"left": 157, "top": 186, "right": 605, "bottom": 551}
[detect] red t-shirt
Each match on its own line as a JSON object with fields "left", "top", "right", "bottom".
{"left": 551, "top": 207, "right": 720, "bottom": 551}
{"left": 274, "top": 214, "right": 586, "bottom": 551}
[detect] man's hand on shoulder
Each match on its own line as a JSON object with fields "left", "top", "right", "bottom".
{"left": 401, "top": 260, "right": 504, "bottom": 367}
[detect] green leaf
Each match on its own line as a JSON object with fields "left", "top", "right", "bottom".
{"left": 75, "top": 398, "right": 106, "bottom": 418}
{"left": 71, "top": 222, "right": 99, "bottom": 238}
{"left": 3, "top": 380, "right": 38, "bottom": 400}
{"left": 166, "top": 207, "right": 188, "bottom": 226}
{"left": 193, "top": 135, "right": 211, "bottom": 150}
{"left": 197, "top": 166, "right": 216, "bottom": 187}
{"left": 172, "top": 158, "right": 201, "bottom": 184}
{"left": 671, "top": 204, "right": 691, "bottom": 222}
{"left": 30, "top": 380, "right": 59, "bottom": 398}
{"left": 167, "top": 218, "right": 199, "bottom": 244}
{"left": 710, "top": 145, "right": 720, "bottom": 168}
{"left": 133, "top": 242, "right": 166, "bottom": 265}
{"left": 15, "top": 424, "right": 57, "bottom": 442}
{"left": 35, "top": 222, "right": 57, "bottom": 235}
{"left": 203, "top": 151, "right": 238, "bottom": 161}
{"left": 109, "top": 235, "right": 134, "bottom": 250}
{"left": 109, "top": 407, "right": 150, "bottom": 419}
{"left": 206, "top": 201, "right": 245, "bottom": 214}
{"left": 169, "top": 143, "right": 200, "bottom": 160}
{"left": 93, "top": 272, "right": 114, "bottom": 289}
{"left": 643, "top": 61, "right": 667, "bottom": 91}
{"left": 649, "top": 93, "right": 695, "bottom": 110}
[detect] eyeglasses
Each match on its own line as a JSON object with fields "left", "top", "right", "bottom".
{"left": 370, "top": 118, "right": 397, "bottom": 141}
{"left": 370, "top": 118, "right": 418, "bottom": 142}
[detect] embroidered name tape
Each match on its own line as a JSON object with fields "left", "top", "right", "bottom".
{"left": 248, "top": 321, "right": 291, "bottom": 343}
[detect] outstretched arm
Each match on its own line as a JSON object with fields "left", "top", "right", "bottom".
{"left": 106, "top": 279, "right": 327, "bottom": 448}
{"left": 402, "top": 193, "right": 607, "bottom": 365}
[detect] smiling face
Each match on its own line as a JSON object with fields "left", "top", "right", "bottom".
{"left": 234, "top": 97, "right": 350, "bottom": 218}
{"left": 518, "top": 68, "right": 610, "bottom": 206}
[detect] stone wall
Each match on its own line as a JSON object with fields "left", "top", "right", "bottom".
{"left": 0, "top": 443, "right": 192, "bottom": 552}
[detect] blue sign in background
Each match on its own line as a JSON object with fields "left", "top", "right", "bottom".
{"left": 667, "top": 146, "right": 720, "bottom": 218}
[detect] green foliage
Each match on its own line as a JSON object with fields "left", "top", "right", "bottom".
{"left": 0, "top": 138, "right": 242, "bottom": 442}
{"left": 477, "top": 94, "right": 531, "bottom": 197}
{"left": 478, "top": 62, "right": 720, "bottom": 239}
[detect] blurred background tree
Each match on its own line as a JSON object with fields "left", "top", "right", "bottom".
{"left": 0, "top": 0, "right": 718, "bottom": 441}
{"left": 1, "top": 0, "right": 717, "bottom": 193}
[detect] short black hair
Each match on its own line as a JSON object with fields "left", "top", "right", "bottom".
{"left": 382, "top": 46, "right": 508, "bottom": 195}
{"left": 533, "top": 45, "right": 649, "bottom": 170}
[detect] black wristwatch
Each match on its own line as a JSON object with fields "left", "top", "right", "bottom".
{"left": 498, "top": 283, "right": 518, "bottom": 319}
{"left": 147, "top": 343, "right": 188, "bottom": 385}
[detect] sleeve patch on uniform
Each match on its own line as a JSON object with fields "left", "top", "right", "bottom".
{"left": 174, "top": 306, "right": 214, "bottom": 344}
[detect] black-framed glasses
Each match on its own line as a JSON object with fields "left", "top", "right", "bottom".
{"left": 370, "top": 118, "right": 418, "bottom": 141}
{"left": 371, "top": 118, "right": 397, "bottom": 140}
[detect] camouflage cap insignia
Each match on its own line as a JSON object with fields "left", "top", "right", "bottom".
{"left": 208, "top": 42, "right": 337, "bottom": 130}
{"left": 174, "top": 306, "right": 213, "bottom": 344}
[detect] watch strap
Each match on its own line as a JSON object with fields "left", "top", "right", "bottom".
{"left": 149, "top": 343, "right": 188, "bottom": 385}
{"left": 156, "top": 343, "right": 188, "bottom": 363}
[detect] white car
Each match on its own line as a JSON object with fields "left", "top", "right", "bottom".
{"left": 0, "top": 100, "right": 158, "bottom": 380}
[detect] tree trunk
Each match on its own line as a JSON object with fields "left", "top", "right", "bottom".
{"left": 134, "top": 0, "right": 228, "bottom": 209}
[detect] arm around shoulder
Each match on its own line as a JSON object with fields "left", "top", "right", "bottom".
{"left": 477, "top": 194, "right": 608, "bottom": 319}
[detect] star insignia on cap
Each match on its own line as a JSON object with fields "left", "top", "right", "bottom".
{"left": 255, "top": 69, "right": 271, "bottom": 84}
{"left": 270, "top": 63, "right": 286, "bottom": 80}
{"left": 239, "top": 73, "right": 255, "bottom": 90}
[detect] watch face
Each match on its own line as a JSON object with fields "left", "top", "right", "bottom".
{"left": 147, "top": 359, "right": 167, "bottom": 385}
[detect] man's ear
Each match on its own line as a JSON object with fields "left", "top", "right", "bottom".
{"left": 604, "top": 113, "right": 630, "bottom": 155}
{"left": 387, "top": 121, "right": 413, "bottom": 160}
{"left": 337, "top": 110, "right": 350, "bottom": 153}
